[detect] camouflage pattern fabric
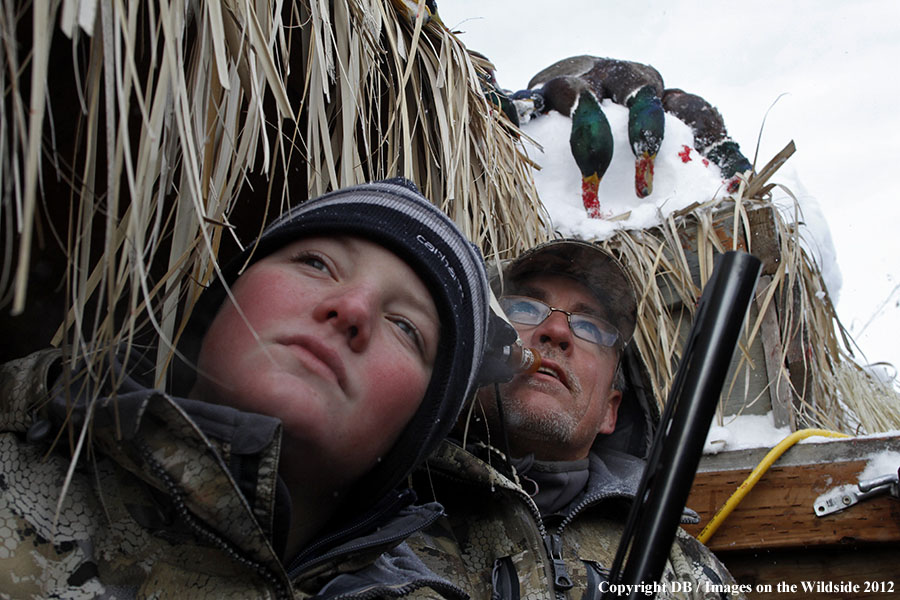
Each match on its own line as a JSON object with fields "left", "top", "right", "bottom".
{"left": 0, "top": 351, "right": 451, "bottom": 600}
{"left": 408, "top": 441, "right": 747, "bottom": 600}
{"left": 0, "top": 350, "right": 290, "bottom": 599}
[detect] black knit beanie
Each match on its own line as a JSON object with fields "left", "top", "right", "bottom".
{"left": 175, "top": 178, "right": 489, "bottom": 503}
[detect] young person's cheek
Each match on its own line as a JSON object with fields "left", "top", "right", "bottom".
{"left": 364, "top": 350, "right": 430, "bottom": 420}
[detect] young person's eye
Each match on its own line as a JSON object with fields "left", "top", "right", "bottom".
{"left": 291, "top": 251, "right": 332, "bottom": 275}
{"left": 389, "top": 316, "right": 426, "bottom": 357}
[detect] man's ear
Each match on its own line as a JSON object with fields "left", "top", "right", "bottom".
{"left": 597, "top": 389, "right": 622, "bottom": 435}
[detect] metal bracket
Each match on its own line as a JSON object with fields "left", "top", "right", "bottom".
{"left": 813, "top": 467, "right": 899, "bottom": 517}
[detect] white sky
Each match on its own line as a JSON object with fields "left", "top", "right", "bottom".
{"left": 440, "top": 0, "right": 900, "bottom": 380}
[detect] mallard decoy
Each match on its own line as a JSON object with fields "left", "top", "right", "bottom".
{"left": 627, "top": 85, "right": 665, "bottom": 197}
{"left": 570, "top": 86, "right": 614, "bottom": 219}
{"left": 515, "top": 73, "right": 599, "bottom": 121}
{"left": 528, "top": 56, "right": 605, "bottom": 91}
{"left": 530, "top": 56, "right": 665, "bottom": 198}
{"left": 706, "top": 141, "right": 752, "bottom": 191}
{"left": 526, "top": 75, "right": 613, "bottom": 217}
{"left": 510, "top": 88, "right": 544, "bottom": 123}
{"left": 490, "top": 88, "right": 521, "bottom": 129}
{"left": 662, "top": 88, "right": 753, "bottom": 192}
{"left": 468, "top": 51, "right": 520, "bottom": 129}
{"left": 532, "top": 75, "right": 579, "bottom": 115}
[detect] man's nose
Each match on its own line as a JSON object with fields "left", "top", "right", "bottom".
{"left": 530, "top": 309, "right": 573, "bottom": 353}
{"left": 316, "top": 286, "right": 376, "bottom": 352}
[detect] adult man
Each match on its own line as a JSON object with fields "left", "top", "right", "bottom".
{"left": 410, "top": 239, "right": 744, "bottom": 600}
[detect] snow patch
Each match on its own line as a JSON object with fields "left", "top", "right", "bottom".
{"left": 859, "top": 450, "right": 900, "bottom": 483}
{"left": 702, "top": 412, "right": 791, "bottom": 453}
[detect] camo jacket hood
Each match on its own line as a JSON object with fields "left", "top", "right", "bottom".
{"left": 0, "top": 350, "right": 454, "bottom": 600}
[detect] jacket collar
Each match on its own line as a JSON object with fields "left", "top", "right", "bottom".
{"left": 312, "top": 542, "right": 467, "bottom": 600}
{"left": 44, "top": 363, "right": 288, "bottom": 573}
{"left": 289, "top": 495, "right": 446, "bottom": 592}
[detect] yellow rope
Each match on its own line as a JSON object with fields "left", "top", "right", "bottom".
{"left": 697, "top": 428, "right": 851, "bottom": 545}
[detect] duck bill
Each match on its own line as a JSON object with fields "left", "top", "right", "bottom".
{"left": 582, "top": 173, "right": 603, "bottom": 219}
{"left": 725, "top": 175, "right": 742, "bottom": 194}
{"left": 635, "top": 153, "right": 656, "bottom": 198}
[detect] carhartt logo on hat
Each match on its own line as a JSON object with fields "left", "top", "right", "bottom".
{"left": 417, "top": 233, "right": 462, "bottom": 295}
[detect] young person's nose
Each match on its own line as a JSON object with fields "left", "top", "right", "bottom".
{"left": 532, "top": 309, "right": 573, "bottom": 354}
{"left": 316, "top": 285, "right": 376, "bottom": 352}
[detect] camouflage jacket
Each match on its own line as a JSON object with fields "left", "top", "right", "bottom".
{"left": 407, "top": 440, "right": 747, "bottom": 600}
{"left": 0, "top": 350, "right": 458, "bottom": 600}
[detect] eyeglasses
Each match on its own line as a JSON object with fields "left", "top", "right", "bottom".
{"left": 499, "top": 295, "right": 621, "bottom": 349}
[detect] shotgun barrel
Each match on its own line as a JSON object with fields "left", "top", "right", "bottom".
{"left": 605, "top": 250, "right": 762, "bottom": 598}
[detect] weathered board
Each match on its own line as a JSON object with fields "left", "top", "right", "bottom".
{"left": 659, "top": 203, "right": 783, "bottom": 417}
{"left": 684, "top": 435, "right": 900, "bottom": 550}
{"left": 683, "top": 435, "right": 900, "bottom": 593}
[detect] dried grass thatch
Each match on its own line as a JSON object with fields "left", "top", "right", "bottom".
{"left": 1, "top": 0, "right": 548, "bottom": 385}
{"left": 597, "top": 146, "right": 900, "bottom": 435}
{"left": 3, "top": 1, "right": 893, "bottom": 436}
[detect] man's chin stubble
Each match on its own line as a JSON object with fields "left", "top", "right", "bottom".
{"left": 501, "top": 392, "right": 578, "bottom": 446}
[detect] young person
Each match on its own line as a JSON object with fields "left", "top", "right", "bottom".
{"left": 0, "top": 179, "right": 490, "bottom": 599}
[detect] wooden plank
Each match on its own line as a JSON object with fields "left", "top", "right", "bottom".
{"left": 695, "top": 435, "right": 900, "bottom": 473}
{"left": 755, "top": 275, "right": 794, "bottom": 429}
{"left": 683, "top": 436, "right": 900, "bottom": 551}
{"left": 745, "top": 205, "right": 780, "bottom": 277}
{"left": 653, "top": 204, "right": 782, "bottom": 416}
{"left": 665, "top": 204, "right": 778, "bottom": 298}
{"left": 783, "top": 282, "right": 813, "bottom": 427}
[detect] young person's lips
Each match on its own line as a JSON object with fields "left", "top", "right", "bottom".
{"left": 281, "top": 336, "right": 348, "bottom": 390}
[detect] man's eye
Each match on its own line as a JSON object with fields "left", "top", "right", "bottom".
{"left": 571, "top": 317, "right": 618, "bottom": 347}
{"left": 502, "top": 299, "right": 543, "bottom": 323}
{"left": 507, "top": 302, "right": 535, "bottom": 314}
{"left": 572, "top": 319, "right": 602, "bottom": 341}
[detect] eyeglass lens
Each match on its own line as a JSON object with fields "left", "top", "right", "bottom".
{"left": 499, "top": 296, "right": 619, "bottom": 348}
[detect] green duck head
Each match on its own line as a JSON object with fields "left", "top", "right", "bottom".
{"left": 570, "top": 89, "right": 614, "bottom": 218}
{"left": 484, "top": 87, "right": 520, "bottom": 128}
{"left": 627, "top": 85, "right": 665, "bottom": 197}
{"left": 707, "top": 140, "right": 753, "bottom": 180}
{"left": 570, "top": 89, "right": 614, "bottom": 181}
